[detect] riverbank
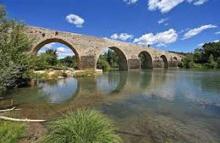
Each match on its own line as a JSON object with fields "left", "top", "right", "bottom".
{"left": 30, "top": 69, "right": 103, "bottom": 80}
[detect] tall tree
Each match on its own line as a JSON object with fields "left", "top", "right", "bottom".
{"left": 0, "top": 5, "right": 31, "bottom": 93}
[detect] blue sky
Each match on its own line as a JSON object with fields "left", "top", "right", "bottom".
{"left": 37, "top": 43, "right": 75, "bottom": 59}
{"left": 1, "top": 0, "right": 220, "bottom": 52}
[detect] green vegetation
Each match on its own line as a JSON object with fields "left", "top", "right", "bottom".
{"left": 180, "top": 41, "right": 220, "bottom": 69}
{"left": 41, "top": 109, "right": 122, "bottom": 143}
{"left": 32, "top": 49, "right": 77, "bottom": 70}
{"left": 0, "top": 121, "right": 25, "bottom": 143}
{"left": 97, "top": 49, "right": 119, "bottom": 72}
{"left": 0, "top": 5, "right": 31, "bottom": 94}
{"left": 59, "top": 56, "right": 78, "bottom": 69}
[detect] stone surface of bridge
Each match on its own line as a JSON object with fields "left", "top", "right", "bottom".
{"left": 26, "top": 26, "right": 183, "bottom": 70}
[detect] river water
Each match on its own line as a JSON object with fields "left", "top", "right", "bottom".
{"left": 2, "top": 69, "right": 220, "bottom": 143}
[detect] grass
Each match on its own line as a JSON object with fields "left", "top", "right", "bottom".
{"left": 42, "top": 109, "right": 122, "bottom": 143}
{"left": 0, "top": 121, "right": 25, "bottom": 143}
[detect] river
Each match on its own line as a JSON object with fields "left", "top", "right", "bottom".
{"left": 2, "top": 69, "right": 220, "bottom": 143}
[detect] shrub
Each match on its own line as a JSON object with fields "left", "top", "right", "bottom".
{"left": 97, "top": 59, "right": 111, "bottom": 72}
{"left": 42, "top": 109, "right": 121, "bottom": 143}
{"left": 217, "top": 57, "right": 220, "bottom": 69}
{"left": 182, "top": 55, "right": 194, "bottom": 69}
{"left": 0, "top": 121, "right": 25, "bottom": 143}
{"left": 204, "top": 54, "right": 217, "bottom": 69}
{"left": 0, "top": 6, "right": 32, "bottom": 93}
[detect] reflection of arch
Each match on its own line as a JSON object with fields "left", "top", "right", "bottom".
{"left": 139, "top": 70, "right": 153, "bottom": 89}
{"left": 110, "top": 71, "right": 128, "bottom": 94}
{"left": 161, "top": 55, "right": 168, "bottom": 69}
{"left": 32, "top": 38, "right": 80, "bottom": 69}
{"left": 96, "top": 71, "right": 128, "bottom": 95}
{"left": 39, "top": 78, "right": 80, "bottom": 104}
{"left": 138, "top": 51, "right": 153, "bottom": 69}
{"left": 96, "top": 47, "right": 128, "bottom": 71}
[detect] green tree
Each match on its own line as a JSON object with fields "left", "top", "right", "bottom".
{"left": 180, "top": 41, "right": 220, "bottom": 69}
{"left": 193, "top": 48, "right": 204, "bottom": 63}
{"left": 31, "top": 49, "right": 59, "bottom": 70}
{"left": 59, "top": 56, "right": 77, "bottom": 68}
{"left": 205, "top": 54, "right": 217, "bottom": 69}
{"left": 45, "top": 49, "right": 57, "bottom": 66}
{"left": 0, "top": 6, "right": 31, "bottom": 93}
{"left": 97, "top": 50, "right": 119, "bottom": 71}
{"left": 203, "top": 42, "right": 220, "bottom": 61}
{"left": 217, "top": 57, "right": 220, "bottom": 68}
{"left": 97, "top": 58, "right": 110, "bottom": 72}
{"left": 182, "top": 54, "right": 194, "bottom": 69}
{"left": 30, "top": 54, "right": 50, "bottom": 70}
{"left": 107, "top": 50, "right": 119, "bottom": 68}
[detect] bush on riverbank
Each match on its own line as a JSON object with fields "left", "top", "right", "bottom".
{"left": 41, "top": 109, "right": 121, "bottom": 143}
{"left": 0, "top": 5, "right": 32, "bottom": 94}
{"left": 0, "top": 121, "right": 25, "bottom": 143}
{"left": 180, "top": 41, "right": 220, "bottom": 69}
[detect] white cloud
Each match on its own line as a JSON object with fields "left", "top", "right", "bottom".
{"left": 44, "top": 43, "right": 56, "bottom": 49}
{"left": 110, "top": 33, "right": 134, "bottom": 41}
{"left": 183, "top": 24, "right": 217, "bottom": 40}
{"left": 148, "top": 0, "right": 184, "bottom": 13}
{"left": 215, "top": 31, "right": 220, "bottom": 35}
{"left": 133, "top": 29, "right": 178, "bottom": 46}
{"left": 148, "top": 0, "right": 209, "bottom": 13}
{"left": 188, "top": 0, "right": 208, "bottom": 5}
{"left": 56, "top": 47, "right": 74, "bottom": 58}
{"left": 123, "top": 0, "right": 139, "bottom": 4}
{"left": 158, "top": 18, "right": 169, "bottom": 24}
{"left": 56, "top": 47, "right": 66, "bottom": 53}
{"left": 66, "top": 14, "right": 85, "bottom": 28}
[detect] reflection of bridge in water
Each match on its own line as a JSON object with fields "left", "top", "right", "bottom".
{"left": 38, "top": 70, "right": 171, "bottom": 103}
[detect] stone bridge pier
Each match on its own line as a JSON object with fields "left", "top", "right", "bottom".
{"left": 26, "top": 26, "right": 183, "bottom": 71}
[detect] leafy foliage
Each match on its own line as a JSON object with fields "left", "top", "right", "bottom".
{"left": 31, "top": 49, "right": 58, "bottom": 70}
{"left": 181, "top": 41, "right": 220, "bottom": 69}
{"left": 97, "top": 58, "right": 111, "bottom": 72}
{"left": 42, "top": 109, "right": 122, "bottom": 143}
{"left": 97, "top": 50, "right": 119, "bottom": 71}
{"left": 0, "top": 6, "right": 31, "bottom": 93}
{"left": 0, "top": 121, "right": 25, "bottom": 143}
{"left": 59, "top": 56, "right": 77, "bottom": 68}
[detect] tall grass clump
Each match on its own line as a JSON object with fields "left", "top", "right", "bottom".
{"left": 42, "top": 109, "right": 122, "bottom": 143}
{"left": 0, "top": 121, "right": 25, "bottom": 143}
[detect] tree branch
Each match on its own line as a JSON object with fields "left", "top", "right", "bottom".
{"left": 0, "top": 107, "right": 20, "bottom": 112}
{"left": 0, "top": 116, "right": 46, "bottom": 122}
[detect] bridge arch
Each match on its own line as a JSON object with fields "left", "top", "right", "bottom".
{"left": 161, "top": 55, "right": 168, "bottom": 68}
{"left": 96, "top": 46, "right": 128, "bottom": 71}
{"left": 138, "top": 51, "right": 153, "bottom": 69}
{"left": 32, "top": 38, "right": 80, "bottom": 69}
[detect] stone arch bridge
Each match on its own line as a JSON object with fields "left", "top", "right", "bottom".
{"left": 26, "top": 26, "right": 183, "bottom": 71}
